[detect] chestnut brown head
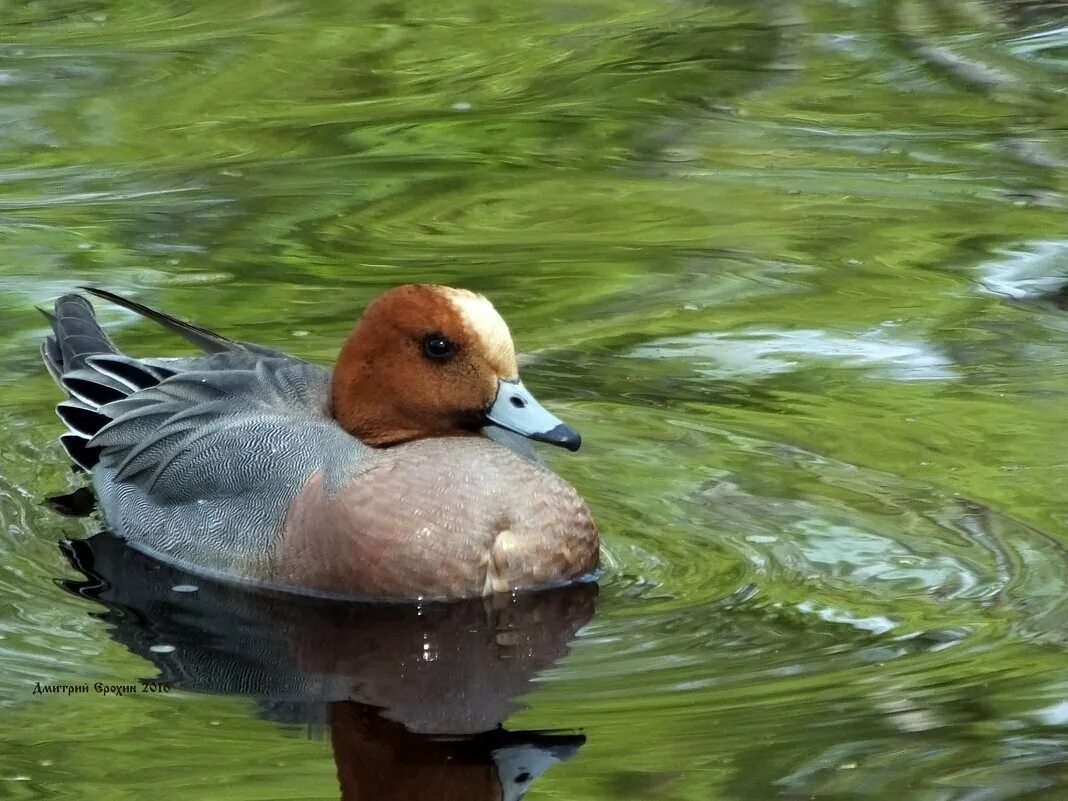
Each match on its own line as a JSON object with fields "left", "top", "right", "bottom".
{"left": 330, "top": 285, "right": 580, "bottom": 451}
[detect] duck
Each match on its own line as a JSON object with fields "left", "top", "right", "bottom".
{"left": 40, "top": 285, "right": 599, "bottom": 600}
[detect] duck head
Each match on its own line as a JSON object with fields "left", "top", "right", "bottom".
{"left": 330, "top": 285, "right": 581, "bottom": 451}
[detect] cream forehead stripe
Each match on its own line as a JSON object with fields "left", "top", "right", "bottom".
{"left": 438, "top": 287, "right": 518, "bottom": 377}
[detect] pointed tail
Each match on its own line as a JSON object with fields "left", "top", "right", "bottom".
{"left": 40, "top": 294, "right": 167, "bottom": 470}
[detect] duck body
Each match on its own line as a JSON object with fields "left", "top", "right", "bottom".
{"left": 41, "top": 287, "right": 599, "bottom": 600}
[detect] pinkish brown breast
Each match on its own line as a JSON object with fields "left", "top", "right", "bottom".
{"left": 270, "top": 437, "right": 598, "bottom": 600}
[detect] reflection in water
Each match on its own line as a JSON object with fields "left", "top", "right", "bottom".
{"left": 330, "top": 708, "right": 583, "bottom": 801}
{"left": 58, "top": 528, "right": 595, "bottom": 800}
{"left": 1, "top": 2, "right": 1068, "bottom": 798}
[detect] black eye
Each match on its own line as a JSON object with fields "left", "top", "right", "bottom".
{"left": 423, "top": 333, "right": 454, "bottom": 361}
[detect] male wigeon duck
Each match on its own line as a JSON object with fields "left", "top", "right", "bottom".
{"left": 40, "top": 285, "right": 599, "bottom": 600}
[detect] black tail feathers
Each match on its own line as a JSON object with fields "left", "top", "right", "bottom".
{"left": 40, "top": 295, "right": 118, "bottom": 375}
{"left": 42, "top": 288, "right": 228, "bottom": 470}
{"left": 41, "top": 294, "right": 164, "bottom": 470}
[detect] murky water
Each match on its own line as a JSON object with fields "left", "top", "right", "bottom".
{"left": 2, "top": 1, "right": 1068, "bottom": 798}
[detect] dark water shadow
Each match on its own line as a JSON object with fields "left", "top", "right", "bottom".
{"left": 56, "top": 525, "right": 596, "bottom": 800}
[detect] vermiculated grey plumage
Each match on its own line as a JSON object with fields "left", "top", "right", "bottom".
{"left": 40, "top": 290, "right": 365, "bottom": 581}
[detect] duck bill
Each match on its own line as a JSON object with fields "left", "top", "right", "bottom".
{"left": 485, "top": 379, "right": 581, "bottom": 452}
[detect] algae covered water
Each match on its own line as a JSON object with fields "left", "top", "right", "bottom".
{"left": 2, "top": 1, "right": 1068, "bottom": 799}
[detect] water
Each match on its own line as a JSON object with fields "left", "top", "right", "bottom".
{"left": 2, "top": 1, "right": 1068, "bottom": 798}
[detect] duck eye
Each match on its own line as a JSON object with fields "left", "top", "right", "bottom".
{"left": 423, "top": 334, "right": 454, "bottom": 361}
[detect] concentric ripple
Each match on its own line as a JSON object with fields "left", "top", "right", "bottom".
{"left": 2, "top": 1, "right": 1068, "bottom": 799}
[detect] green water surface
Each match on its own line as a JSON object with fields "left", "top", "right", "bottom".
{"left": 2, "top": 1, "right": 1068, "bottom": 799}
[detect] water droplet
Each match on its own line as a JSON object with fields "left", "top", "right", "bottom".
{"left": 149, "top": 644, "right": 176, "bottom": 654}
{"left": 451, "top": 101, "right": 472, "bottom": 112}
{"left": 171, "top": 584, "right": 198, "bottom": 593}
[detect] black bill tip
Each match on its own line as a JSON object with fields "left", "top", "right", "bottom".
{"left": 532, "top": 423, "right": 582, "bottom": 452}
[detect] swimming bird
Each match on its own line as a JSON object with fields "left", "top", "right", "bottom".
{"left": 40, "top": 285, "right": 599, "bottom": 600}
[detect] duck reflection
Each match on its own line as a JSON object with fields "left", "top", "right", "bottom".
{"left": 57, "top": 529, "right": 595, "bottom": 800}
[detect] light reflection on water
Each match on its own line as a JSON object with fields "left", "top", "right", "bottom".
{"left": 1, "top": 1, "right": 1068, "bottom": 799}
